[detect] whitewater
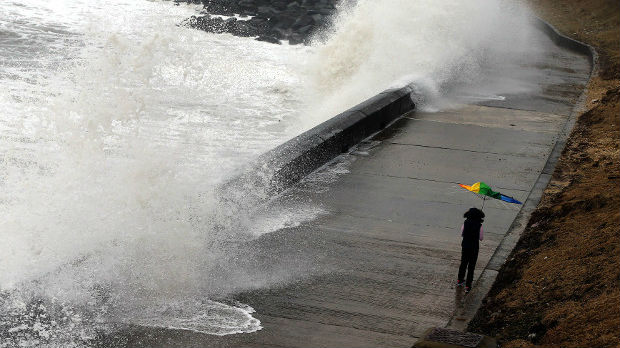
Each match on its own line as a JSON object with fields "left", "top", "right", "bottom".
{"left": 0, "top": 0, "right": 539, "bottom": 346}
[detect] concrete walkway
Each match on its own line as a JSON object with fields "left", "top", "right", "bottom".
{"left": 115, "top": 24, "right": 591, "bottom": 348}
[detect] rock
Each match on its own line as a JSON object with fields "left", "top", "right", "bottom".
{"left": 272, "top": 1, "right": 287, "bottom": 11}
{"left": 318, "top": 7, "right": 334, "bottom": 15}
{"left": 238, "top": 0, "right": 255, "bottom": 8}
{"left": 288, "top": 33, "right": 303, "bottom": 45}
{"left": 297, "top": 24, "right": 314, "bottom": 35}
{"left": 198, "top": 16, "right": 226, "bottom": 33}
{"left": 287, "top": 1, "right": 301, "bottom": 11}
{"left": 231, "top": 21, "right": 258, "bottom": 37}
{"left": 257, "top": 6, "right": 278, "bottom": 17}
{"left": 225, "top": 17, "right": 238, "bottom": 32}
{"left": 292, "top": 14, "right": 313, "bottom": 29}
{"left": 207, "top": 4, "right": 235, "bottom": 16}
{"left": 274, "top": 13, "right": 297, "bottom": 29}
{"left": 186, "top": 0, "right": 340, "bottom": 45}
{"left": 256, "top": 35, "right": 281, "bottom": 44}
{"left": 271, "top": 27, "right": 292, "bottom": 39}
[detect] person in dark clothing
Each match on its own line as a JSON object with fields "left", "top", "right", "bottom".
{"left": 457, "top": 207, "right": 485, "bottom": 293}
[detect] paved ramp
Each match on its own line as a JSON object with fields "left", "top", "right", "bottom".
{"left": 115, "top": 22, "right": 591, "bottom": 348}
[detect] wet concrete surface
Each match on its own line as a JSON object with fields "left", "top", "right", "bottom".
{"left": 107, "top": 23, "right": 591, "bottom": 348}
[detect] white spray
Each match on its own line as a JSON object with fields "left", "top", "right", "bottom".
{"left": 0, "top": 0, "right": 315, "bottom": 344}
{"left": 297, "top": 0, "right": 540, "bottom": 129}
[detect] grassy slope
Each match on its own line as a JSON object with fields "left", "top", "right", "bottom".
{"left": 467, "top": 0, "right": 620, "bottom": 347}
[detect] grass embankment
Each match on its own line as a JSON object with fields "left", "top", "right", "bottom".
{"left": 468, "top": 0, "right": 620, "bottom": 347}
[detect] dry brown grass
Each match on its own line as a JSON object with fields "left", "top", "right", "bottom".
{"left": 468, "top": 0, "right": 620, "bottom": 347}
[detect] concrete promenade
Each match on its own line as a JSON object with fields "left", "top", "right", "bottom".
{"left": 117, "top": 25, "right": 591, "bottom": 348}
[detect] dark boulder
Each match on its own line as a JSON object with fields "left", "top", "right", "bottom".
{"left": 231, "top": 21, "right": 259, "bottom": 37}
{"left": 187, "top": 15, "right": 225, "bottom": 33}
{"left": 292, "top": 15, "right": 313, "bottom": 30}
{"left": 272, "top": 14, "right": 297, "bottom": 29}
{"left": 185, "top": 0, "right": 340, "bottom": 45}
{"left": 257, "top": 6, "right": 279, "bottom": 17}
{"left": 248, "top": 16, "right": 270, "bottom": 30}
{"left": 256, "top": 35, "right": 282, "bottom": 44}
{"left": 206, "top": 4, "right": 235, "bottom": 16}
{"left": 297, "top": 24, "right": 314, "bottom": 35}
{"left": 311, "top": 13, "right": 322, "bottom": 21}
{"left": 271, "top": 27, "right": 293, "bottom": 39}
{"left": 288, "top": 33, "right": 304, "bottom": 45}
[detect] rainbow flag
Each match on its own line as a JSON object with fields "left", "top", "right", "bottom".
{"left": 459, "top": 181, "right": 522, "bottom": 204}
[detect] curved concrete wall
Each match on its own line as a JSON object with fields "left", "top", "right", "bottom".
{"left": 231, "top": 85, "right": 416, "bottom": 196}
{"left": 266, "top": 86, "right": 415, "bottom": 192}
{"left": 534, "top": 17, "right": 598, "bottom": 69}
{"left": 533, "top": 18, "right": 596, "bottom": 178}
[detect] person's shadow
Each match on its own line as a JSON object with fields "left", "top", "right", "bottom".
{"left": 453, "top": 285, "right": 466, "bottom": 321}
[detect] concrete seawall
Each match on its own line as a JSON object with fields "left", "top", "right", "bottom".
{"left": 233, "top": 86, "right": 415, "bottom": 196}
{"left": 534, "top": 17, "right": 597, "bottom": 68}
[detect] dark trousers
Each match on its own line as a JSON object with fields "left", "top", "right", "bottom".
{"left": 458, "top": 247, "right": 479, "bottom": 287}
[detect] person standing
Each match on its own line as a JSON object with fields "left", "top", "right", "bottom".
{"left": 456, "top": 207, "right": 484, "bottom": 293}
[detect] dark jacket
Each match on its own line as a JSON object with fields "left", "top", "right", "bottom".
{"left": 462, "top": 218, "right": 482, "bottom": 249}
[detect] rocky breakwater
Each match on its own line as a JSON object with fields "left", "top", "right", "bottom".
{"left": 182, "top": 0, "right": 340, "bottom": 44}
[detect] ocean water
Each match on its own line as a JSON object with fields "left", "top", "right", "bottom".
{"left": 0, "top": 0, "right": 538, "bottom": 346}
{"left": 0, "top": 0, "right": 316, "bottom": 345}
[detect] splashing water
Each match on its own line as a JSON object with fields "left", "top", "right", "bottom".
{"left": 1, "top": 0, "right": 316, "bottom": 345}
{"left": 1, "top": 0, "right": 542, "bottom": 345}
{"left": 297, "top": 0, "right": 540, "bottom": 129}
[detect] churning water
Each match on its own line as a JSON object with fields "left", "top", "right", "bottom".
{"left": 305, "top": 0, "right": 540, "bottom": 122}
{"left": 1, "top": 0, "right": 538, "bottom": 346}
{"left": 1, "top": 0, "right": 313, "bottom": 344}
